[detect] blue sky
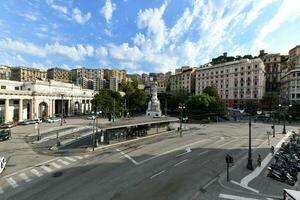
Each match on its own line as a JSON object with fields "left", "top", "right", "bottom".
{"left": 0, "top": 0, "right": 300, "bottom": 73}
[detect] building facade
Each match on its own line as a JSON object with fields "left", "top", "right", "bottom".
{"left": 281, "top": 45, "right": 300, "bottom": 103}
{"left": 169, "top": 67, "right": 196, "bottom": 94}
{"left": 71, "top": 68, "right": 104, "bottom": 90}
{"left": 47, "top": 67, "right": 71, "bottom": 83}
{"left": 0, "top": 65, "right": 11, "bottom": 80}
{"left": 195, "top": 58, "right": 266, "bottom": 108}
{"left": 109, "top": 76, "right": 118, "bottom": 92}
{"left": 11, "top": 67, "right": 47, "bottom": 81}
{"left": 0, "top": 80, "right": 94, "bottom": 123}
{"left": 104, "top": 69, "right": 126, "bottom": 83}
{"left": 260, "top": 51, "right": 288, "bottom": 93}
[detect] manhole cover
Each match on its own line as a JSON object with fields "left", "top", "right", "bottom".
{"left": 52, "top": 171, "right": 63, "bottom": 177}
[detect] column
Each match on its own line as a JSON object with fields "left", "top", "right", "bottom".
{"left": 83, "top": 100, "right": 86, "bottom": 113}
{"left": 29, "top": 99, "right": 34, "bottom": 119}
{"left": 19, "top": 99, "right": 23, "bottom": 121}
{"left": 4, "top": 98, "right": 10, "bottom": 122}
{"left": 88, "top": 100, "right": 91, "bottom": 112}
{"left": 67, "top": 100, "right": 70, "bottom": 116}
{"left": 52, "top": 100, "right": 55, "bottom": 117}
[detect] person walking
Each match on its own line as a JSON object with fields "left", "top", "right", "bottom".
{"left": 257, "top": 154, "right": 262, "bottom": 167}
{"left": 271, "top": 146, "right": 275, "bottom": 156}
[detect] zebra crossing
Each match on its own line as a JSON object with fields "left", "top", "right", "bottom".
{"left": 0, "top": 155, "right": 90, "bottom": 195}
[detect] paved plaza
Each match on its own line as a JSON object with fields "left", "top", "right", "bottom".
{"left": 0, "top": 118, "right": 299, "bottom": 199}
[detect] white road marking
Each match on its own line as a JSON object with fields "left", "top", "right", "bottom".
{"left": 266, "top": 198, "right": 274, "bottom": 200}
{"left": 0, "top": 186, "right": 4, "bottom": 194}
{"left": 6, "top": 177, "right": 19, "bottom": 188}
{"left": 116, "top": 149, "right": 139, "bottom": 165}
{"left": 83, "top": 155, "right": 89, "bottom": 158}
{"left": 30, "top": 169, "right": 43, "bottom": 177}
{"left": 40, "top": 165, "right": 53, "bottom": 173}
{"left": 51, "top": 162, "right": 62, "bottom": 169}
{"left": 176, "top": 148, "right": 192, "bottom": 157}
{"left": 139, "top": 138, "right": 212, "bottom": 165}
{"left": 219, "top": 193, "right": 259, "bottom": 200}
{"left": 230, "top": 180, "right": 259, "bottom": 193}
{"left": 19, "top": 173, "right": 31, "bottom": 183}
{"left": 198, "top": 150, "right": 209, "bottom": 156}
{"left": 57, "top": 159, "right": 70, "bottom": 165}
{"left": 74, "top": 156, "right": 83, "bottom": 160}
{"left": 240, "top": 131, "right": 292, "bottom": 187}
{"left": 174, "top": 159, "right": 188, "bottom": 167}
{"left": 64, "top": 157, "right": 76, "bottom": 162}
{"left": 150, "top": 170, "right": 166, "bottom": 179}
{"left": 221, "top": 137, "right": 225, "bottom": 140}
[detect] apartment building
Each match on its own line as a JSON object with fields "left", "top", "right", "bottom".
{"left": 104, "top": 69, "right": 126, "bottom": 83}
{"left": 47, "top": 67, "right": 71, "bottom": 83}
{"left": 11, "top": 67, "right": 46, "bottom": 81}
{"left": 71, "top": 68, "right": 104, "bottom": 90}
{"left": 259, "top": 50, "right": 288, "bottom": 93}
{"left": 169, "top": 67, "right": 196, "bottom": 94}
{"left": 109, "top": 76, "right": 118, "bottom": 92}
{"left": 281, "top": 45, "right": 300, "bottom": 102}
{"left": 0, "top": 65, "right": 11, "bottom": 80}
{"left": 195, "top": 58, "right": 265, "bottom": 108}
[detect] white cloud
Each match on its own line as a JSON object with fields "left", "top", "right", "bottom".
{"left": 72, "top": 8, "right": 91, "bottom": 25}
{"left": 253, "top": 0, "right": 300, "bottom": 52}
{"left": 96, "top": 46, "right": 108, "bottom": 58}
{"left": 244, "top": 0, "right": 275, "bottom": 26}
{"left": 22, "top": 13, "right": 38, "bottom": 21}
{"left": 51, "top": 4, "right": 68, "bottom": 14}
{"left": 100, "top": 0, "right": 116, "bottom": 24}
{"left": 137, "top": 2, "right": 167, "bottom": 51}
{"left": 0, "top": 38, "right": 94, "bottom": 62}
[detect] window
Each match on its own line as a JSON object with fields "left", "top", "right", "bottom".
{"left": 248, "top": 66, "right": 251, "bottom": 70}
{"left": 15, "top": 87, "right": 19, "bottom": 90}
{"left": 255, "top": 65, "right": 258, "bottom": 68}
{"left": 235, "top": 68, "right": 238, "bottom": 72}
{"left": 1, "top": 85, "right": 6, "bottom": 89}
{"left": 254, "top": 94, "right": 257, "bottom": 98}
{"left": 241, "top": 67, "right": 244, "bottom": 70}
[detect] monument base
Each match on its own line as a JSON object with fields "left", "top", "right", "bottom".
{"left": 146, "top": 110, "right": 162, "bottom": 117}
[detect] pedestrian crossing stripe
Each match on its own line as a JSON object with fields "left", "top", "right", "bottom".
{"left": 57, "top": 159, "right": 70, "bottom": 165}
{"left": 40, "top": 165, "right": 53, "bottom": 173}
{"left": 30, "top": 169, "right": 43, "bottom": 177}
{"left": 64, "top": 157, "right": 76, "bottom": 162}
{"left": 19, "top": 173, "right": 31, "bottom": 183}
{"left": 6, "top": 177, "right": 19, "bottom": 188}
{"left": 51, "top": 162, "right": 62, "bottom": 169}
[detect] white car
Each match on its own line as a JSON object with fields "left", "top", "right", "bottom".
{"left": 47, "top": 117, "right": 61, "bottom": 123}
{"left": 0, "top": 157, "right": 6, "bottom": 174}
{"left": 87, "top": 116, "right": 96, "bottom": 120}
{"left": 34, "top": 118, "right": 42, "bottom": 124}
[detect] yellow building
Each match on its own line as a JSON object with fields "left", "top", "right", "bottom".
{"left": 11, "top": 67, "right": 46, "bottom": 81}
{"left": 104, "top": 69, "right": 126, "bottom": 83}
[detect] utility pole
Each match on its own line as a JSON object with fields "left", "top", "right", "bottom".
{"left": 112, "top": 99, "right": 115, "bottom": 122}
{"left": 165, "top": 97, "right": 167, "bottom": 116}
{"left": 179, "top": 103, "right": 185, "bottom": 138}
{"left": 92, "top": 118, "right": 95, "bottom": 151}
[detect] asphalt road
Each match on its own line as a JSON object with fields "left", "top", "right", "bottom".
{"left": 0, "top": 122, "right": 278, "bottom": 200}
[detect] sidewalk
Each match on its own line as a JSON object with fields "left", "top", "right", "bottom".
{"left": 218, "top": 128, "right": 298, "bottom": 199}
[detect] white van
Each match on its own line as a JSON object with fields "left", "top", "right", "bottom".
{"left": 0, "top": 157, "right": 7, "bottom": 174}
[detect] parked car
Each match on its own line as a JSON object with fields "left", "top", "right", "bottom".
{"left": 87, "top": 115, "right": 96, "bottom": 120}
{"left": 0, "top": 157, "right": 6, "bottom": 174}
{"left": 18, "top": 119, "right": 31, "bottom": 125}
{"left": 0, "top": 122, "right": 14, "bottom": 128}
{"left": 0, "top": 129, "right": 11, "bottom": 141}
{"left": 47, "top": 117, "right": 61, "bottom": 123}
{"left": 34, "top": 118, "right": 42, "bottom": 124}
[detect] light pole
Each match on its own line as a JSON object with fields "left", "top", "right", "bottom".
{"left": 280, "top": 104, "right": 292, "bottom": 134}
{"left": 178, "top": 103, "right": 185, "bottom": 137}
{"left": 240, "top": 109, "right": 253, "bottom": 170}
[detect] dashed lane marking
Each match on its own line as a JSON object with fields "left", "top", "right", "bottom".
{"left": 6, "top": 177, "right": 19, "bottom": 188}
{"left": 116, "top": 149, "right": 139, "bottom": 165}
{"left": 0, "top": 186, "right": 4, "bottom": 194}
{"left": 30, "top": 169, "right": 43, "bottom": 177}
{"left": 19, "top": 173, "right": 31, "bottom": 183}
{"left": 198, "top": 150, "right": 209, "bottom": 156}
{"left": 40, "top": 165, "right": 53, "bottom": 173}
{"left": 174, "top": 159, "right": 188, "bottom": 167}
{"left": 150, "top": 170, "right": 166, "bottom": 179}
{"left": 64, "top": 157, "right": 76, "bottom": 162}
{"left": 57, "top": 159, "right": 70, "bottom": 165}
{"left": 51, "top": 162, "right": 62, "bottom": 169}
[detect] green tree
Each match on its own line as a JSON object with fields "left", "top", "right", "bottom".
{"left": 244, "top": 101, "right": 258, "bottom": 116}
{"left": 93, "top": 89, "right": 122, "bottom": 115}
{"left": 261, "top": 92, "right": 279, "bottom": 110}
{"left": 203, "top": 86, "right": 219, "bottom": 98}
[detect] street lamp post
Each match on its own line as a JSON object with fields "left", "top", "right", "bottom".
{"left": 178, "top": 103, "right": 185, "bottom": 137}
{"left": 240, "top": 109, "right": 253, "bottom": 170}
{"left": 279, "top": 104, "right": 292, "bottom": 134}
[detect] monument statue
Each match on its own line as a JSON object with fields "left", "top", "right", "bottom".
{"left": 146, "top": 81, "right": 162, "bottom": 117}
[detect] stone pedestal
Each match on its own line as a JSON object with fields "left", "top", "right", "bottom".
{"left": 146, "top": 82, "right": 162, "bottom": 117}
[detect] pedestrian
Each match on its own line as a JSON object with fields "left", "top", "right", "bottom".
{"left": 257, "top": 154, "right": 262, "bottom": 167}
{"left": 271, "top": 146, "right": 275, "bottom": 156}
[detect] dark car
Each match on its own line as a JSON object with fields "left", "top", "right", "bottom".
{"left": 0, "top": 122, "right": 14, "bottom": 128}
{"left": 0, "top": 129, "right": 11, "bottom": 141}
{"left": 18, "top": 120, "right": 31, "bottom": 125}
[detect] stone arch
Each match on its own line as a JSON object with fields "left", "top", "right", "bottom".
{"left": 38, "top": 102, "right": 48, "bottom": 119}
{"left": 74, "top": 101, "right": 80, "bottom": 115}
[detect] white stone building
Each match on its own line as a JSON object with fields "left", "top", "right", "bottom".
{"left": 0, "top": 79, "right": 94, "bottom": 123}
{"left": 195, "top": 58, "right": 266, "bottom": 108}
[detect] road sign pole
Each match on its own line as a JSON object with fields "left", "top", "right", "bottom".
{"left": 227, "top": 162, "right": 229, "bottom": 182}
